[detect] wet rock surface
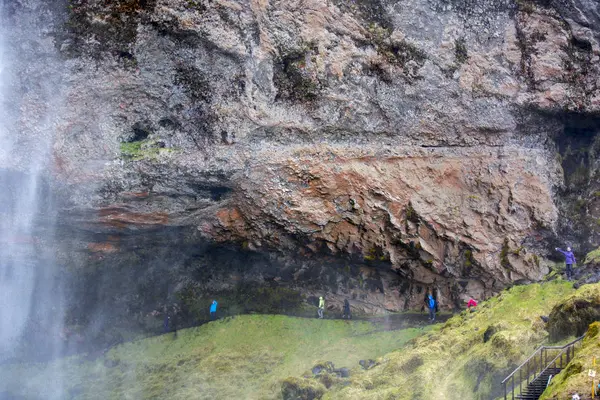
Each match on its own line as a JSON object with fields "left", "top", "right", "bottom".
{"left": 1, "top": 0, "right": 600, "bottom": 338}
{"left": 281, "top": 376, "right": 326, "bottom": 400}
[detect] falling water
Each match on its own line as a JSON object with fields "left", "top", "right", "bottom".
{"left": 0, "top": 0, "right": 65, "bottom": 398}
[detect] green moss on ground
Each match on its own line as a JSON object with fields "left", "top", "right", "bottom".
{"left": 547, "top": 284, "right": 600, "bottom": 340}
{"left": 323, "top": 281, "right": 577, "bottom": 400}
{"left": 0, "top": 315, "right": 427, "bottom": 400}
{"left": 540, "top": 321, "right": 600, "bottom": 400}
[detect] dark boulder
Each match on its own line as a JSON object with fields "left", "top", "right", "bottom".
{"left": 281, "top": 377, "right": 325, "bottom": 400}
{"left": 311, "top": 361, "right": 334, "bottom": 375}
{"left": 359, "top": 359, "right": 378, "bottom": 370}
{"left": 483, "top": 325, "right": 498, "bottom": 343}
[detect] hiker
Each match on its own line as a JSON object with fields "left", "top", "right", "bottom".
{"left": 210, "top": 300, "right": 218, "bottom": 320}
{"left": 467, "top": 298, "right": 477, "bottom": 312}
{"left": 318, "top": 296, "right": 325, "bottom": 319}
{"left": 427, "top": 294, "right": 436, "bottom": 322}
{"left": 555, "top": 246, "right": 576, "bottom": 281}
{"left": 171, "top": 304, "right": 179, "bottom": 337}
{"left": 343, "top": 299, "right": 351, "bottom": 319}
{"left": 163, "top": 305, "right": 170, "bottom": 333}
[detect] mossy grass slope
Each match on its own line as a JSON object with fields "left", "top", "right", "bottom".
{"left": 324, "top": 281, "right": 577, "bottom": 400}
{"left": 547, "top": 284, "right": 600, "bottom": 341}
{"left": 0, "top": 315, "right": 426, "bottom": 400}
{"left": 540, "top": 320, "right": 600, "bottom": 399}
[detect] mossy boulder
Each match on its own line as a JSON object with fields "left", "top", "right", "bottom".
{"left": 281, "top": 376, "right": 326, "bottom": 400}
{"left": 483, "top": 322, "right": 508, "bottom": 343}
{"left": 547, "top": 285, "right": 600, "bottom": 340}
{"left": 584, "top": 247, "right": 600, "bottom": 265}
{"left": 311, "top": 361, "right": 335, "bottom": 375}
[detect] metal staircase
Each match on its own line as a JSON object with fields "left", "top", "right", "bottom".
{"left": 502, "top": 335, "right": 585, "bottom": 400}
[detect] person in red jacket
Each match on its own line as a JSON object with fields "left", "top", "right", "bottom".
{"left": 467, "top": 298, "right": 477, "bottom": 312}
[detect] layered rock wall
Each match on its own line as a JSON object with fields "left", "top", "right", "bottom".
{"left": 3, "top": 0, "right": 600, "bottom": 322}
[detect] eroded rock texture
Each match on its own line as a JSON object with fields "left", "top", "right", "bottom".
{"left": 2, "top": 0, "right": 600, "bottom": 325}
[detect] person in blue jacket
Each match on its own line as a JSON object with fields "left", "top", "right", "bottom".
{"left": 427, "top": 294, "right": 436, "bottom": 322}
{"left": 210, "top": 300, "right": 218, "bottom": 320}
{"left": 555, "top": 247, "right": 576, "bottom": 281}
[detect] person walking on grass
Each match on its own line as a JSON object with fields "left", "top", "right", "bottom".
{"left": 343, "top": 299, "right": 351, "bottom": 319}
{"left": 318, "top": 296, "right": 325, "bottom": 319}
{"left": 555, "top": 246, "right": 576, "bottom": 281}
{"left": 210, "top": 300, "right": 218, "bottom": 320}
{"left": 427, "top": 294, "right": 436, "bottom": 322}
{"left": 163, "top": 309, "right": 170, "bottom": 333}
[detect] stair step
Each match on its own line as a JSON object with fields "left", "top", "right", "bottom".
{"left": 504, "top": 336, "right": 584, "bottom": 400}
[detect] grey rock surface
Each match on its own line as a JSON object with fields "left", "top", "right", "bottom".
{"left": 2, "top": 0, "right": 600, "bottom": 325}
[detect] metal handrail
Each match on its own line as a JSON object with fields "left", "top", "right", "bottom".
{"left": 501, "top": 345, "right": 544, "bottom": 384}
{"left": 502, "top": 335, "right": 585, "bottom": 400}
{"left": 537, "top": 337, "right": 584, "bottom": 379}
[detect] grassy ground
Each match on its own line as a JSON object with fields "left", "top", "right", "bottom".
{"left": 322, "top": 280, "right": 578, "bottom": 400}
{"left": 0, "top": 315, "right": 428, "bottom": 400}
{"left": 2, "top": 281, "right": 591, "bottom": 400}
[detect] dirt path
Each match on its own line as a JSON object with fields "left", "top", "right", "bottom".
{"left": 363, "top": 311, "right": 452, "bottom": 331}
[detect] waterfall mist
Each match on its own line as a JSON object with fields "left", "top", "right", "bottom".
{"left": 0, "top": 0, "right": 66, "bottom": 398}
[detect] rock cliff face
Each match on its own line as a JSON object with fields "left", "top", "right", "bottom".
{"left": 3, "top": 0, "right": 600, "bottom": 327}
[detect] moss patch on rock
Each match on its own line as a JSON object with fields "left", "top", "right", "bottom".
{"left": 584, "top": 247, "right": 600, "bottom": 265}
{"left": 454, "top": 37, "right": 469, "bottom": 64}
{"left": 273, "top": 44, "right": 322, "bottom": 103}
{"left": 282, "top": 376, "right": 326, "bottom": 400}
{"left": 546, "top": 284, "right": 600, "bottom": 340}
{"left": 120, "top": 139, "right": 173, "bottom": 161}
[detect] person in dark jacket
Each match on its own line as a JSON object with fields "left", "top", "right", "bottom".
{"left": 555, "top": 247, "right": 576, "bottom": 281}
{"left": 163, "top": 313, "right": 170, "bottom": 333}
{"left": 427, "top": 294, "right": 436, "bottom": 322}
{"left": 170, "top": 304, "right": 179, "bottom": 337}
{"left": 343, "top": 299, "right": 351, "bottom": 319}
{"left": 163, "top": 305, "right": 170, "bottom": 333}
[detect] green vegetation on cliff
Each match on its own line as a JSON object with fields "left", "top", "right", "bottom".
{"left": 323, "top": 281, "right": 576, "bottom": 400}
{"left": 547, "top": 284, "right": 600, "bottom": 340}
{"left": 584, "top": 247, "right": 600, "bottom": 265}
{"left": 0, "top": 315, "right": 426, "bottom": 400}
